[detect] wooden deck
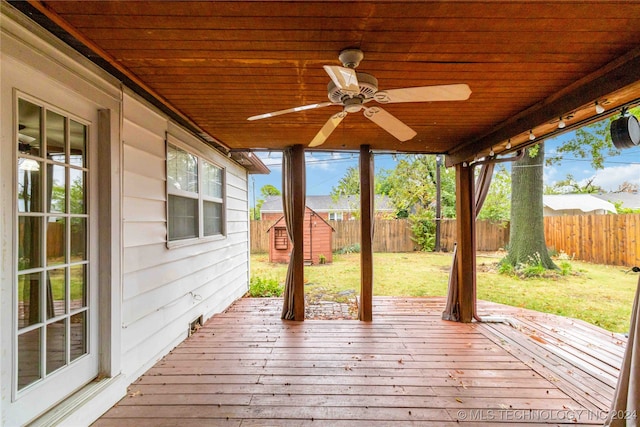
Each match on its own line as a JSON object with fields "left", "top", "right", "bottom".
{"left": 94, "top": 297, "right": 626, "bottom": 426}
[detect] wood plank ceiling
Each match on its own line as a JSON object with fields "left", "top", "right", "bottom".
{"left": 18, "top": 1, "right": 640, "bottom": 164}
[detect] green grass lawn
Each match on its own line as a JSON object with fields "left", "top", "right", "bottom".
{"left": 251, "top": 252, "right": 638, "bottom": 333}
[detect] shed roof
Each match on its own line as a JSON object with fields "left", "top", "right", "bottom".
{"left": 543, "top": 194, "right": 617, "bottom": 214}
{"left": 266, "top": 206, "right": 335, "bottom": 232}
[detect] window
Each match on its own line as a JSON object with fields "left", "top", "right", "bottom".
{"left": 329, "top": 212, "right": 343, "bottom": 221}
{"left": 167, "top": 142, "right": 225, "bottom": 242}
{"left": 274, "top": 227, "right": 288, "bottom": 250}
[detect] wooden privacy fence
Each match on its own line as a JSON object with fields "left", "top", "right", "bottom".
{"left": 252, "top": 214, "right": 640, "bottom": 266}
{"left": 544, "top": 214, "right": 640, "bottom": 267}
{"left": 440, "top": 219, "right": 510, "bottom": 252}
{"left": 330, "top": 219, "right": 416, "bottom": 252}
{"left": 251, "top": 219, "right": 509, "bottom": 254}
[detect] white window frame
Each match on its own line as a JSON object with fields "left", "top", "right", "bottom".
{"left": 166, "top": 137, "right": 226, "bottom": 247}
{"left": 329, "top": 211, "right": 343, "bottom": 221}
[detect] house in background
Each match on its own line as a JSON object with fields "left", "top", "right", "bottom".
{"left": 543, "top": 194, "right": 617, "bottom": 216}
{"left": 1, "top": 8, "right": 267, "bottom": 426}
{"left": 268, "top": 207, "right": 334, "bottom": 265}
{"left": 260, "top": 194, "right": 395, "bottom": 222}
{"left": 593, "top": 192, "right": 640, "bottom": 211}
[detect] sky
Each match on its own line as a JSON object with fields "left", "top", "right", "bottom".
{"left": 250, "top": 126, "right": 640, "bottom": 207}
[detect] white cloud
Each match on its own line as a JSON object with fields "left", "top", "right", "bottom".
{"left": 257, "top": 152, "right": 282, "bottom": 168}
{"left": 543, "top": 165, "right": 562, "bottom": 186}
{"left": 583, "top": 164, "right": 640, "bottom": 191}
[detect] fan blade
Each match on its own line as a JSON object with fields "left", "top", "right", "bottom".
{"left": 323, "top": 66, "right": 359, "bottom": 94}
{"left": 248, "top": 101, "right": 335, "bottom": 121}
{"left": 375, "top": 83, "right": 471, "bottom": 104}
{"left": 363, "top": 107, "right": 416, "bottom": 142}
{"left": 308, "top": 112, "right": 346, "bottom": 147}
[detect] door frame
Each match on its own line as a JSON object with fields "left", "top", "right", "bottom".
{"left": 1, "top": 8, "right": 123, "bottom": 425}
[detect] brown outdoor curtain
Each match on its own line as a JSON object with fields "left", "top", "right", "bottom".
{"left": 605, "top": 274, "right": 640, "bottom": 426}
{"left": 442, "top": 162, "right": 495, "bottom": 321}
{"left": 281, "top": 147, "right": 305, "bottom": 320}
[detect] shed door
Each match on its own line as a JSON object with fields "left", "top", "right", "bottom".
{"left": 11, "top": 94, "right": 99, "bottom": 424}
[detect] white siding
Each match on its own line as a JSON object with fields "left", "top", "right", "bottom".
{"left": 120, "top": 93, "right": 250, "bottom": 380}
{"left": 1, "top": 8, "right": 252, "bottom": 425}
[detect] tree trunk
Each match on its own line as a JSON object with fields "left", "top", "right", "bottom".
{"left": 506, "top": 143, "right": 557, "bottom": 269}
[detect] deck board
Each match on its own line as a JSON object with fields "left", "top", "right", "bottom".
{"left": 94, "top": 297, "right": 625, "bottom": 426}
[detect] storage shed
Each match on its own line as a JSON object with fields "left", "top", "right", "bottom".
{"left": 268, "top": 207, "right": 334, "bottom": 265}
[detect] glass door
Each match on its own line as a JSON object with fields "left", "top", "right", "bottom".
{"left": 15, "top": 96, "right": 96, "bottom": 400}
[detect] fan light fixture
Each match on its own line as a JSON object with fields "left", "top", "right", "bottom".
{"left": 247, "top": 48, "right": 471, "bottom": 148}
{"left": 18, "top": 158, "right": 40, "bottom": 171}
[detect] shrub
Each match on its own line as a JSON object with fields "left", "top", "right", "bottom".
{"left": 498, "top": 261, "right": 516, "bottom": 276}
{"left": 559, "top": 260, "right": 573, "bottom": 276}
{"left": 520, "top": 261, "right": 546, "bottom": 278}
{"left": 499, "top": 252, "right": 572, "bottom": 279}
{"left": 409, "top": 212, "right": 436, "bottom": 251}
{"left": 248, "top": 276, "right": 283, "bottom": 297}
{"left": 336, "top": 243, "right": 360, "bottom": 254}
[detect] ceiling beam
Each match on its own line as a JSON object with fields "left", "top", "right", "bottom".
{"left": 447, "top": 46, "right": 640, "bottom": 166}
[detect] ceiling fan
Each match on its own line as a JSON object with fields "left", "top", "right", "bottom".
{"left": 248, "top": 48, "right": 472, "bottom": 147}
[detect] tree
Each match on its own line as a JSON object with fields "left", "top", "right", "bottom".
{"left": 615, "top": 181, "right": 639, "bottom": 193}
{"left": 612, "top": 201, "right": 640, "bottom": 214}
{"left": 330, "top": 165, "right": 398, "bottom": 219}
{"left": 505, "top": 143, "right": 557, "bottom": 269}
{"left": 385, "top": 155, "right": 456, "bottom": 250}
{"left": 477, "top": 165, "right": 511, "bottom": 223}
{"left": 260, "top": 184, "right": 281, "bottom": 198}
{"left": 544, "top": 174, "right": 604, "bottom": 194}
{"left": 331, "top": 166, "right": 361, "bottom": 198}
{"left": 253, "top": 184, "right": 281, "bottom": 219}
{"left": 506, "top": 107, "right": 639, "bottom": 270}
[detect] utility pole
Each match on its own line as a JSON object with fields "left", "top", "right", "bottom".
{"left": 252, "top": 177, "right": 257, "bottom": 220}
{"left": 435, "top": 154, "right": 442, "bottom": 252}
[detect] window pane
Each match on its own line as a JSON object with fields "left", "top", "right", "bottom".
{"left": 48, "top": 164, "right": 66, "bottom": 213}
{"left": 47, "top": 217, "right": 66, "bottom": 266}
{"left": 203, "top": 201, "right": 222, "bottom": 236}
{"left": 18, "top": 272, "right": 42, "bottom": 329}
{"left": 18, "top": 159, "right": 43, "bottom": 213}
{"left": 18, "top": 216, "right": 42, "bottom": 270}
{"left": 168, "top": 195, "right": 198, "bottom": 240}
{"left": 202, "top": 161, "right": 223, "bottom": 198}
{"left": 70, "top": 264, "right": 86, "bottom": 310}
{"left": 69, "top": 120, "right": 86, "bottom": 168}
{"left": 70, "top": 311, "right": 87, "bottom": 362}
{"left": 70, "top": 217, "right": 86, "bottom": 262}
{"left": 167, "top": 145, "right": 197, "bottom": 193}
{"left": 18, "top": 98, "right": 42, "bottom": 157}
{"left": 46, "top": 319, "right": 67, "bottom": 374}
{"left": 47, "top": 268, "right": 67, "bottom": 319}
{"left": 18, "top": 328, "right": 42, "bottom": 390}
{"left": 69, "top": 169, "right": 85, "bottom": 214}
{"left": 46, "top": 110, "right": 66, "bottom": 162}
